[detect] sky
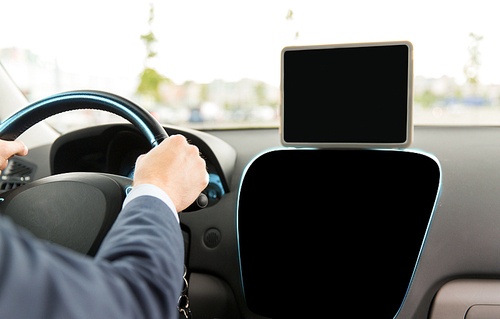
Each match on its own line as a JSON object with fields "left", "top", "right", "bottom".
{"left": 2, "top": 0, "right": 500, "bottom": 87}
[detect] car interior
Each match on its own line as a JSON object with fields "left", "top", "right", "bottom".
{"left": 2, "top": 9, "right": 500, "bottom": 319}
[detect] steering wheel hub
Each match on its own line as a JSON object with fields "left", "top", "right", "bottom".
{"left": 0, "top": 173, "right": 130, "bottom": 256}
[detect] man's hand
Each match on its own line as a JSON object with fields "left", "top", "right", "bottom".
{"left": 0, "top": 140, "right": 28, "bottom": 171}
{"left": 133, "top": 135, "right": 209, "bottom": 212}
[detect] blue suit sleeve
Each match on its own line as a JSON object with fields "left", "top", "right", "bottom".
{"left": 0, "top": 195, "right": 184, "bottom": 319}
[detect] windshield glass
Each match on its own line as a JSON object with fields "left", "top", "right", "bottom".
{"left": 2, "top": 0, "right": 500, "bottom": 132}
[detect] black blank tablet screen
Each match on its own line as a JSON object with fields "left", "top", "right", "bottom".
{"left": 283, "top": 44, "right": 409, "bottom": 144}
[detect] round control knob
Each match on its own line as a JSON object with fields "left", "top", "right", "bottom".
{"left": 196, "top": 193, "right": 209, "bottom": 208}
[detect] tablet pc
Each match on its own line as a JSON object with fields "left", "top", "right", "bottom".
{"left": 281, "top": 41, "right": 413, "bottom": 148}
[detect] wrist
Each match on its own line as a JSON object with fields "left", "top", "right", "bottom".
{"left": 123, "top": 184, "right": 179, "bottom": 223}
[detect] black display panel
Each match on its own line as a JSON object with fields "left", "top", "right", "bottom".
{"left": 281, "top": 42, "right": 412, "bottom": 148}
{"left": 238, "top": 149, "right": 440, "bottom": 318}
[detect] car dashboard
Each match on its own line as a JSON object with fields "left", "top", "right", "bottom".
{"left": 5, "top": 124, "right": 500, "bottom": 318}
{"left": 48, "top": 124, "right": 235, "bottom": 212}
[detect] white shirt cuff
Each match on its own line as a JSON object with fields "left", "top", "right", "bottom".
{"left": 122, "top": 184, "right": 179, "bottom": 223}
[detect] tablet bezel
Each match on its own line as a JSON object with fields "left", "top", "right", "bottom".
{"left": 280, "top": 41, "right": 413, "bottom": 149}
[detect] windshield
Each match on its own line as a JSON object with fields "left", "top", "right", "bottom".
{"left": 2, "top": 0, "right": 500, "bottom": 132}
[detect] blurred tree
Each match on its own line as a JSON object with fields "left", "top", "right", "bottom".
{"left": 463, "top": 32, "right": 483, "bottom": 89}
{"left": 254, "top": 82, "right": 267, "bottom": 105}
{"left": 136, "top": 4, "right": 171, "bottom": 103}
{"left": 415, "top": 89, "right": 438, "bottom": 109}
{"left": 286, "top": 9, "right": 299, "bottom": 40}
{"left": 199, "top": 83, "right": 209, "bottom": 102}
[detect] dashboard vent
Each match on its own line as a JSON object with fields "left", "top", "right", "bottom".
{"left": 0, "top": 158, "right": 37, "bottom": 192}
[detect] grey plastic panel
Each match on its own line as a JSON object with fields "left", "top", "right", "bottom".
{"left": 390, "top": 127, "right": 500, "bottom": 319}
{"left": 429, "top": 279, "right": 500, "bottom": 319}
{"left": 467, "top": 305, "right": 500, "bottom": 319}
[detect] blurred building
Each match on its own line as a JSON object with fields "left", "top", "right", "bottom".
{"left": 158, "top": 78, "right": 279, "bottom": 124}
{"left": 1, "top": 47, "right": 280, "bottom": 128}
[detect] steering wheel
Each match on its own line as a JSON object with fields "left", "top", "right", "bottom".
{"left": 0, "top": 90, "right": 168, "bottom": 256}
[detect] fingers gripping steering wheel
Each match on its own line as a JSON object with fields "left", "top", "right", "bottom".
{"left": 0, "top": 90, "right": 169, "bottom": 256}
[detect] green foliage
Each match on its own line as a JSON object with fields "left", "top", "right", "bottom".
{"left": 137, "top": 68, "right": 171, "bottom": 102}
{"left": 463, "top": 32, "right": 483, "bottom": 87}
{"left": 199, "top": 83, "right": 209, "bottom": 102}
{"left": 414, "top": 89, "right": 438, "bottom": 109}
{"left": 140, "top": 31, "right": 156, "bottom": 44}
{"left": 254, "top": 81, "right": 266, "bottom": 105}
{"left": 286, "top": 9, "right": 299, "bottom": 39}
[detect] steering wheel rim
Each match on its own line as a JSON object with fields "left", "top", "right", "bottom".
{"left": 0, "top": 90, "right": 168, "bottom": 146}
{"left": 0, "top": 90, "right": 169, "bottom": 256}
